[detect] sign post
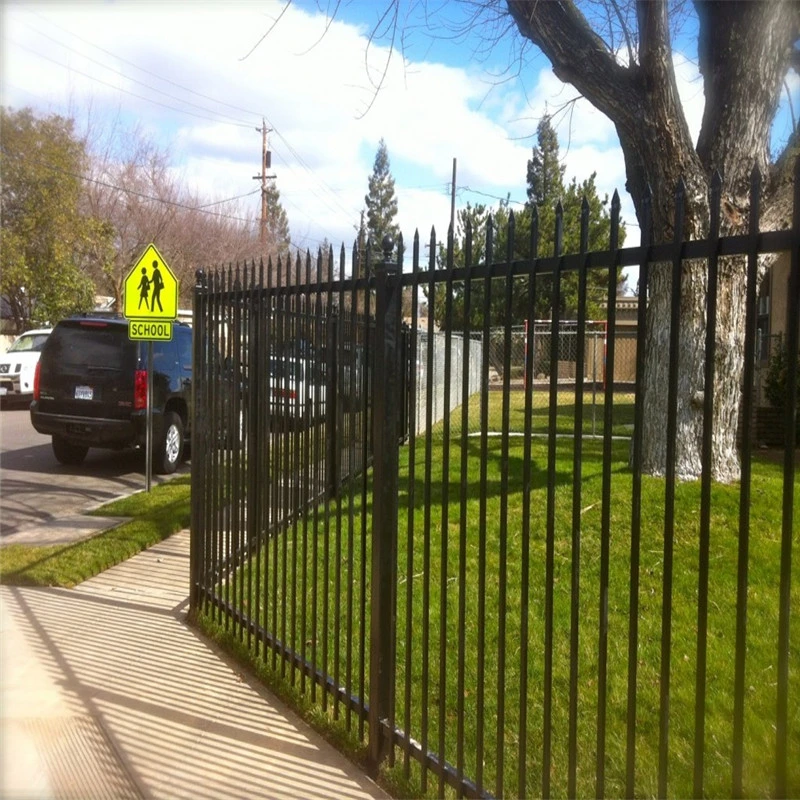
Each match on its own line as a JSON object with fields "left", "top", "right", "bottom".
{"left": 123, "top": 243, "right": 180, "bottom": 490}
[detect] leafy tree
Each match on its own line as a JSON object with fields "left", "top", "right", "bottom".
{"left": 363, "top": 138, "right": 400, "bottom": 273}
{"left": 521, "top": 116, "right": 624, "bottom": 320}
{"left": 765, "top": 340, "right": 800, "bottom": 411}
{"left": 0, "top": 107, "right": 104, "bottom": 332}
{"left": 429, "top": 203, "right": 491, "bottom": 330}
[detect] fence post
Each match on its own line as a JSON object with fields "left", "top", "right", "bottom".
{"left": 369, "top": 236, "right": 401, "bottom": 768}
{"left": 325, "top": 308, "right": 340, "bottom": 500}
{"left": 190, "top": 268, "right": 207, "bottom": 611}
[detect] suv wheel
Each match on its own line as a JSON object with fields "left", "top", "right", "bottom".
{"left": 52, "top": 436, "right": 88, "bottom": 466}
{"left": 154, "top": 411, "right": 184, "bottom": 474}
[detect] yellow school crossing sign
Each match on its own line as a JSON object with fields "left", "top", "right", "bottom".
{"left": 123, "top": 244, "right": 179, "bottom": 340}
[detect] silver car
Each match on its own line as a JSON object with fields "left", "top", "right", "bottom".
{"left": 269, "top": 357, "right": 326, "bottom": 423}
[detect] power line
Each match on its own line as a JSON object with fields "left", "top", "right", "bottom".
{"left": 24, "top": 11, "right": 360, "bottom": 220}
{"left": 16, "top": 23, "right": 257, "bottom": 127}
{"left": 3, "top": 149, "right": 260, "bottom": 224}
{"left": 195, "top": 189, "right": 262, "bottom": 209}
{"left": 9, "top": 39, "right": 257, "bottom": 130}
{"left": 269, "top": 130, "right": 361, "bottom": 218}
{"left": 459, "top": 186, "right": 526, "bottom": 206}
{"left": 18, "top": 11, "right": 363, "bottom": 225}
{"left": 28, "top": 10, "right": 270, "bottom": 120}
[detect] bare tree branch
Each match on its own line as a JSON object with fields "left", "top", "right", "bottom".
{"left": 357, "top": 0, "right": 401, "bottom": 118}
{"left": 609, "top": 0, "right": 636, "bottom": 66}
{"left": 294, "top": 0, "right": 343, "bottom": 57}
{"left": 239, "top": 1, "right": 292, "bottom": 61}
{"left": 506, "top": 0, "right": 638, "bottom": 128}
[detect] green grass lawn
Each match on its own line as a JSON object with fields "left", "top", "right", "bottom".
{"left": 453, "top": 388, "right": 636, "bottom": 438}
{"left": 0, "top": 475, "right": 191, "bottom": 587}
{"left": 212, "top": 391, "right": 798, "bottom": 798}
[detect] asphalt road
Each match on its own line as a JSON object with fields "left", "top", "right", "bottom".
{"left": 0, "top": 404, "right": 189, "bottom": 542}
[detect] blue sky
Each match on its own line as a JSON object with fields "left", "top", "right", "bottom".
{"left": 2, "top": 1, "right": 798, "bottom": 287}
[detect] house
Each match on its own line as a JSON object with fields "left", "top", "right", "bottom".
{"left": 754, "top": 252, "right": 797, "bottom": 445}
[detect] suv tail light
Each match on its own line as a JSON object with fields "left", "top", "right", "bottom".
{"left": 134, "top": 369, "right": 148, "bottom": 410}
{"left": 33, "top": 361, "right": 41, "bottom": 401}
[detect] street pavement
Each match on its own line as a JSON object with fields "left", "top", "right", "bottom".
{"left": 0, "top": 529, "right": 388, "bottom": 799}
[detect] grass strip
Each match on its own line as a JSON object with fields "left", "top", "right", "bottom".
{"left": 0, "top": 475, "right": 191, "bottom": 587}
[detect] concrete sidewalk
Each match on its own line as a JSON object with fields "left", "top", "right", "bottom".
{"left": 1, "top": 530, "right": 388, "bottom": 799}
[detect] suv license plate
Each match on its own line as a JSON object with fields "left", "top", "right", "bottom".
{"left": 74, "top": 385, "right": 94, "bottom": 401}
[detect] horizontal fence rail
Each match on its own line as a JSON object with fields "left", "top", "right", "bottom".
{"left": 191, "top": 162, "right": 799, "bottom": 798}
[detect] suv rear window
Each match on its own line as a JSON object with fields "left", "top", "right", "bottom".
{"left": 42, "top": 321, "right": 137, "bottom": 372}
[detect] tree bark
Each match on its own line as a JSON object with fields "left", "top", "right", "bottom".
{"left": 506, "top": 0, "right": 799, "bottom": 482}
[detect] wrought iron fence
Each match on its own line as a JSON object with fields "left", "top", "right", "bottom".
{"left": 191, "top": 163, "right": 799, "bottom": 798}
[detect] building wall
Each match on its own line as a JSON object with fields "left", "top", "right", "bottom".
{"left": 768, "top": 253, "right": 792, "bottom": 339}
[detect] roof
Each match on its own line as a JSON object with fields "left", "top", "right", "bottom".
{"left": 15, "top": 328, "right": 53, "bottom": 336}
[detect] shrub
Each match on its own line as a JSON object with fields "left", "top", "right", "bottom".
{"left": 764, "top": 340, "right": 800, "bottom": 410}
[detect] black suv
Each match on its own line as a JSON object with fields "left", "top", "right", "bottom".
{"left": 30, "top": 315, "right": 192, "bottom": 473}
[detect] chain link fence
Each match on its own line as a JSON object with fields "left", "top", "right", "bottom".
{"left": 410, "top": 322, "right": 640, "bottom": 438}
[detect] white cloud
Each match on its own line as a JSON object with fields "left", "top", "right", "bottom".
{"left": 5, "top": 1, "right": 721, "bottom": 265}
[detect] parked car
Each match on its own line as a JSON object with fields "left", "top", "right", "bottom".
{"left": 30, "top": 315, "right": 192, "bottom": 473}
{"left": 269, "top": 357, "right": 326, "bottom": 423}
{"left": 0, "top": 328, "right": 52, "bottom": 406}
{"left": 340, "top": 343, "right": 367, "bottom": 408}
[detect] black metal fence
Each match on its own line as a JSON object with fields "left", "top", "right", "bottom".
{"left": 190, "top": 163, "right": 798, "bottom": 798}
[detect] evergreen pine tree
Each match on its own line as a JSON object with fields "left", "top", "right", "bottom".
{"left": 363, "top": 138, "right": 400, "bottom": 273}
{"left": 265, "top": 180, "right": 290, "bottom": 254}
{"left": 523, "top": 116, "right": 624, "bottom": 319}
{"left": 430, "top": 117, "right": 624, "bottom": 330}
{"left": 527, "top": 116, "right": 564, "bottom": 209}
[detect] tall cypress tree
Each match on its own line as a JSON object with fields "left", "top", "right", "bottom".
{"left": 523, "top": 116, "right": 623, "bottom": 319}
{"left": 363, "top": 138, "right": 400, "bottom": 273}
{"left": 265, "top": 181, "right": 290, "bottom": 254}
{"left": 527, "top": 116, "right": 564, "bottom": 209}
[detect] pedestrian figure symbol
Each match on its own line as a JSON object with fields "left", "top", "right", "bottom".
{"left": 137, "top": 267, "right": 150, "bottom": 310}
{"left": 150, "top": 260, "right": 164, "bottom": 313}
{"left": 124, "top": 244, "right": 178, "bottom": 323}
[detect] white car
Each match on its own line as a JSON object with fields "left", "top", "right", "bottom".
{"left": 0, "top": 328, "right": 52, "bottom": 405}
{"left": 269, "top": 357, "right": 326, "bottom": 423}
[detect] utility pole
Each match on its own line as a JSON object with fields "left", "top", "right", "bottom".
{"left": 358, "top": 209, "right": 366, "bottom": 278}
{"left": 253, "top": 119, "right": 274, "bottom": 252}
{"left": 450, "top": 157, "right": 457, "bottom": 235}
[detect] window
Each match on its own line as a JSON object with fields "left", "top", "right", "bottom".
{"left": 757, "top": 273, "right": 771, "bottom": 363}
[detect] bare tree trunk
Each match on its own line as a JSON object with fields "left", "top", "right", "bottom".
{"left": 641, "top": 257, "right": 746, "bottom": 483}
{"left": 506, "top": 0, "right": 798, "bottom": 482}
{"left": 711, "top": 260, "right": 747, "bottom": 483}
